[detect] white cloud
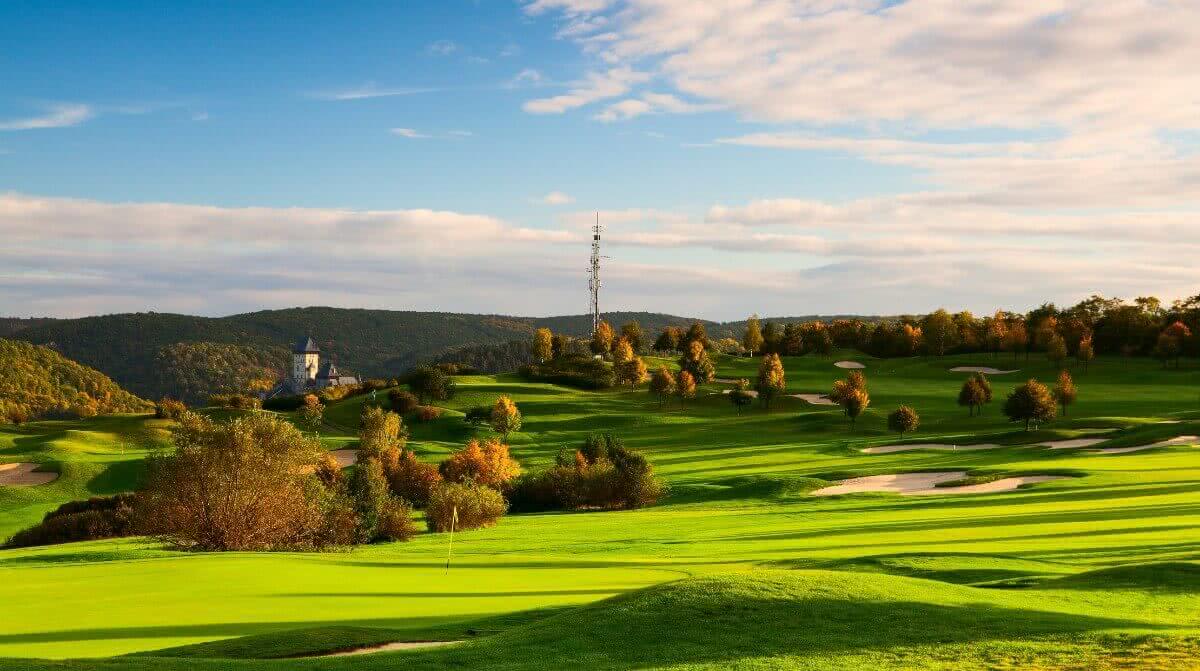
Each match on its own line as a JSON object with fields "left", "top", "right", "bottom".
{"left": 523, "top": 66, "right": 649, "bottom": 114}
{"left": 536, "top": 191, "right": 575, "bottom": 205}
{"left": 2, "top": 191, "right": 1197, "bottom": 318}
{"left": 390, "top": 128, "right": 429, "bottom": 139}
{"left": 0, "top": 104, "right": 93, "bottom": 131}
{"left": 309, "top": 84, "right": 438, "bottom": 101}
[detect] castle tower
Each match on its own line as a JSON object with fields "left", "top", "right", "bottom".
{"left": 292, "top": 337, "right": 320, "bottom": 387}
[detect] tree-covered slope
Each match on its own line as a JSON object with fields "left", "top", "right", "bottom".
{"left": 6, "top": 308, "right": 709, "bottom": 398}
{"left": 0, "top": 339, "right": 151, "bottom": 422}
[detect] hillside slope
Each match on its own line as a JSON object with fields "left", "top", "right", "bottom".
{"left": 0, "top": 339, "right": 150, "bottom": 421}
{"left": 7, "top": 308, "right": 711, "bottom": 398}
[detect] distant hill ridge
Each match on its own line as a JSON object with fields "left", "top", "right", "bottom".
{"left": 3, "top": 308, "right": 736, "bottom": 400}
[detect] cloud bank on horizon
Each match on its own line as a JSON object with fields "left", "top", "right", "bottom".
{"left": 1, "top": 1, "right": 1198, "bottom": 319}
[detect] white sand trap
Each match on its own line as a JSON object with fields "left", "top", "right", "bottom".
{"left": 812, "top": 471, "right": 1067, "bottom": 496}
{"left": 1093, "top": 435, "right": 1199, "bottom": 455}
{"left": 862, "top": 443, "right": 1001, "bottom": 454}
{"left": 0, "top": 463, "right": 59, "bottom": 486}
{"left": 949, "top": 366, "right": 1019, "bottom": 374}
{"left": 720, "top": 389, "right": 758, "bottom": 398}
{"left": 329, "top": 449, "right": 358, "bottom": 467}
{"left": 793, "top": 393, "right": 838, "bottom": 406}
{"left": 714, "top": 378, "right": 739, "bottom": 384}
{"left": 1041, "top": 438, "right": 1107, "bottom": 450}
{"left": 834, "top": 361, "right": 865, "bottom": 369}
{"left": 1158, "top": 420, "right": 1183, "bottom": 424}
{"left": 314, "top": 640, "right": 464, "bottom": 657}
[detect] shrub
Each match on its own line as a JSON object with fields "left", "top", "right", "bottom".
{"left": 208, "top": 393, "right": 261, "bottom": 410}
{"left": 414, "top": 405, "right": 443, "bottom": 423}
{"left": 358, "top": 406, "right": 408, "bottom": 459}
{"left": 408, "top": 366, "right": 457, "bottom": 404}
{"left": 384, "top": 450, "right": 442, "bottom": 508}
{"left": 363, "top": 378, "right": 389, "bottom": 391}
{"left": 314, "top": 452, "right": 344, "bottom": 489}
{"left": 378, "top": 498, "right": 417, "bottom": 541}
{"left": 155, "top": 397, "right": 188, "bottom": 420}
{"left": 138, "top": 411, "right": 338, "bottom": 551}
{"left": 508, "top": 439, "right": 664, "bottom": 512}
{"left": 349, "top": 457, "right": 391, "bottom": 543}
{"left": 388, "top": 389, "right": 419, "bottom": 414}
{"left": 5, "top": 493, "right": 140, "bottom": 548}
{"left": 518, "top": 356, "right": 614, "bottom": 389}
{"left": 426, "top": 482, "right": 507, "bottom": 532}
{"left": 439, "top": 438, "right": 521, "bottom": 491}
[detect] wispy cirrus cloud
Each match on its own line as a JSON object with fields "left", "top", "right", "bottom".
{"left": 308, "top": 84, "right": 439, "bottom": 101}
{"left": 0, "top": 103, "right": 93, "bottom": 131}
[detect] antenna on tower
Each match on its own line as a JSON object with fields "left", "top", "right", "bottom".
{"left": 589, "top": 212, "right": 602, "bottom": 334}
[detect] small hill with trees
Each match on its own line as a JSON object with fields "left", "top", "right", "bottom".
{"left": 0, "top": 339, "right": 151, "bottom": 423}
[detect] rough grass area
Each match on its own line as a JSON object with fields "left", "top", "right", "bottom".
{"left": 2, "top": 352, "right": 1200, "bottom": 668}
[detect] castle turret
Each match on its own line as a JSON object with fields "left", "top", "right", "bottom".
{"left": 292, "top": 337, "right": 320, "bottom": 387}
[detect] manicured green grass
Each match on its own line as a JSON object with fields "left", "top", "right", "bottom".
{"left": 2, "top": 352, "right": 1199, "bottom": 668}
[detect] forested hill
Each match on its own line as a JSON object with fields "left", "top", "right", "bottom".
{"left": 4, "top": 308, "right": 711, "bottom": 400}
{"left": 0, "top": 339, "right": 150, "bottom": 422}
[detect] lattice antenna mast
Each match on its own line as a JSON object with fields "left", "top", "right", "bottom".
{"left": 589, "top": 213, "right": 602, "bottom": 334}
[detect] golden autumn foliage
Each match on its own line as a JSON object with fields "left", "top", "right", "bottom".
{"left": 490, "top": 395, "right": 523, "bottom": 439}
{"left": 755, "top": 353, "right": 786, "bottom": 409}
{"left": 439, "top": 438, "right": 522, "bottom": 491}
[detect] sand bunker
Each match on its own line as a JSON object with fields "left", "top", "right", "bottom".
{"left": 811, "top": 471, "right": 1067, "bottom": 496}
{"left": 1041, "top": 438, "right": 1107, "bottom": 450}
{"left": 328, "top": 450, "right": 359, "bottom": 467}
{"left": 719, "top": 389, "right": 758, "bottom": 398}
{"left": 1093, "top": 435, "right": 1199, "bottom": 455}
{"left": 793, "top": 393, "right": 838, "bottom": 406}
{"left": 313, "top": 640, "right": 464, "bottom": 657}
{"left": 949, "top": 366, "right": 1018, "bottom": 374}
{"left": 0, "top": 463, "right": 58, "bottom": 486}
{"left": 834, "top": 361, "right": 865, "bottom": 369}
{"left": 862, "top": 443, "right": 1001, "bottom": 454}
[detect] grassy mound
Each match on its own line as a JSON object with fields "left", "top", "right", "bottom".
{"left": 1043, "top": 562, "right": 1200, "bottom": 592}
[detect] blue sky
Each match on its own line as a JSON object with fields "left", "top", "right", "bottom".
{"left": 2, "top": 1, "right": 1198, "bottom": 319}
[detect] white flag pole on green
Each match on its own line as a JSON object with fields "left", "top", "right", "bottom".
{"left": 445, "top": 505, "right": 458, "bottom": 573}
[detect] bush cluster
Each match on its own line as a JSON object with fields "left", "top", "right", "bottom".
{"left": 5, "top": 494, "right": 140, "bottom": 548}
{"left": 439, "top": 438, "right": 522, "bottom": 491}
{"left": 414, "top": 405, "right": 444, "bottom": 422}
{"left": 509, "top": 434, "right": 664, "bottom": 512}
{"left": 154, "top": 397, "right": 188, "bottom": 420}
{"left": 388, "top": 389, "right": 419, "bottom": 414}
{"left": 207, "top": 393, "right": 261, "bottom": 410}
{"left": 518, "top": 356, "right": 614, "bottom": 389}
{"left": 425, "top": 481, "right": 508, "bottom": 532}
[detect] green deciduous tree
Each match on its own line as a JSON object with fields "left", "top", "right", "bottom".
{"left": 1053, "top": 370, "right": 1077, "bottom": 416}
{"left": 649, "top": 366, "right": 676, "bottom": 408}
{"left": 887, "top": 405, "right": 920, "bottom": 437}
{"left": 958, "top": 379, "right": 987, "bottom": 417}
{"left": 676, "top": 370, "right": 696, "bottom": 405}
{"left": 532, "top": 327, "right": 553, "bottom": 363}
{"left": 408, "top": 366, "right": 456, "bottom": 404}
{"left": 729, "top": 379, "right": 755, "bottom": 414}
{"left": 489, "top": 395, "right": 522, "bottom": 441}
{"left": 743, "top": 315, "right": 764, "bottom": 357}
{"left": 591, "top": 320, "right": 615, "bottom": 356}
{"left": 755, "top": 353, "right": 786, "bottom": 409}
{"left": 1003, "top": 379, "right": 1058, "bottom": 430}
{"left": 620, "top": 321, "right": 645, "bottom": 353}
